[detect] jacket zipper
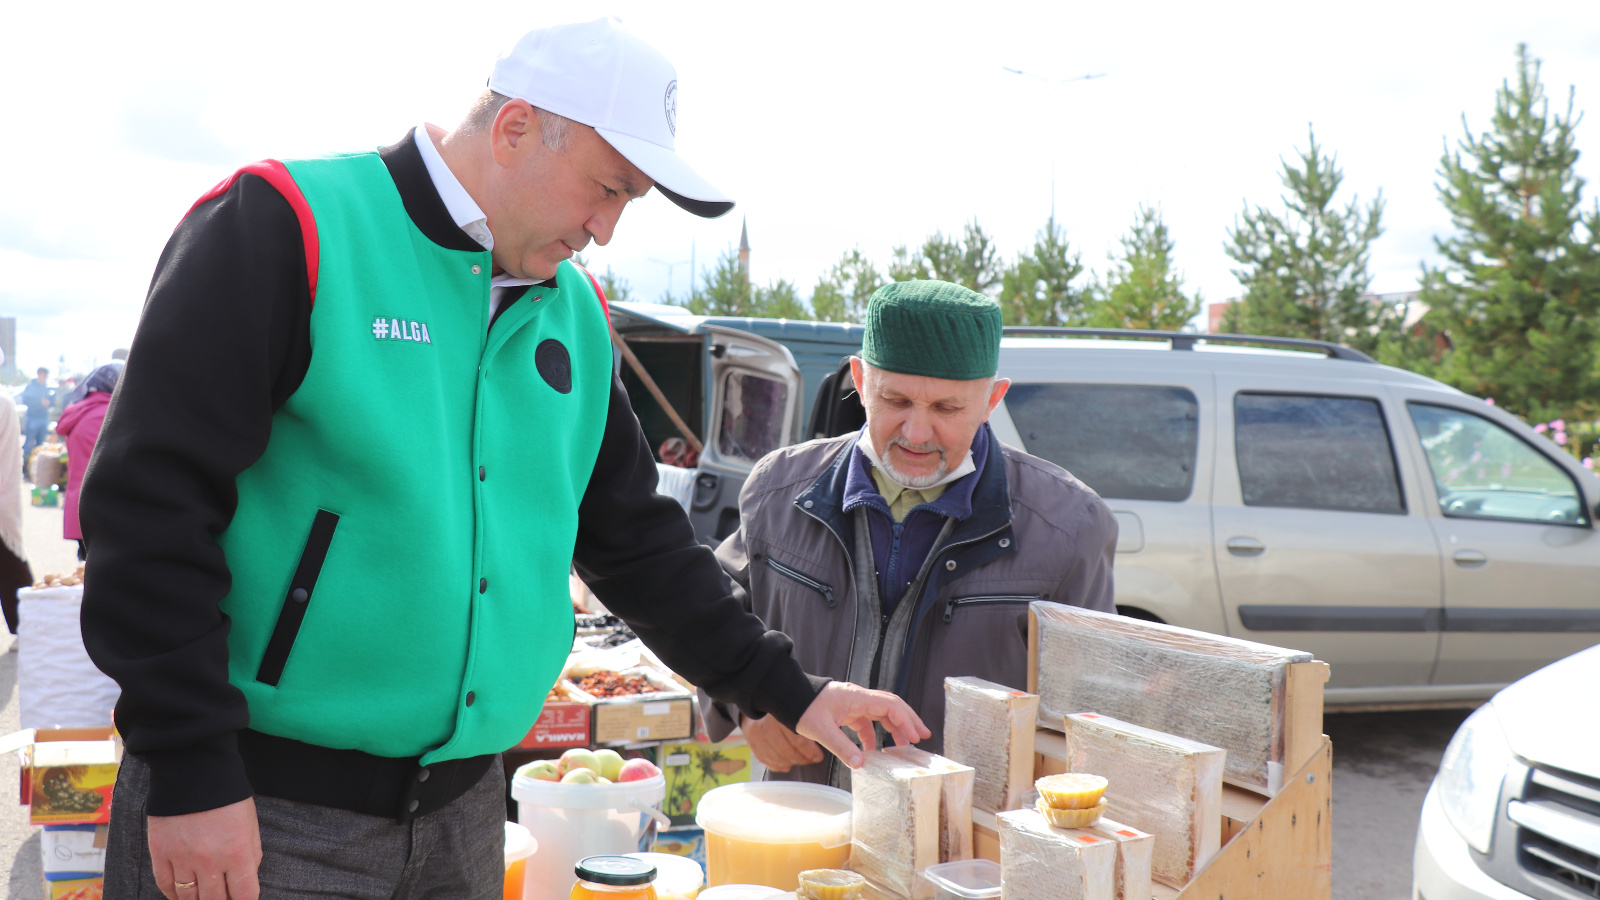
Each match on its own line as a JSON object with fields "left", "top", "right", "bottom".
{"left": 943, "top": 594, "right": 1038, "bottom": 624}
{"left": 764, "top": 557, "right": 837, "bottom": 609}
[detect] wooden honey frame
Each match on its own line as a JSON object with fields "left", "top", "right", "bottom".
{"left": 970, "top": 611, "right": 1333, "bottom": 900}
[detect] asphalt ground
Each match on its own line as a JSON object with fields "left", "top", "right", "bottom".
{"left": 0, "top": 485, "right": 1477, "bottom": 899}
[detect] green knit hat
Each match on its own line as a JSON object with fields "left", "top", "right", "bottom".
{"left": 860, "top": 280, "right": 1002, "bottom": 380}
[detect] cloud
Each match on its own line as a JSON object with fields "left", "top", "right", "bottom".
{"left": 120, "top": 82, "right": 240, "bottom": 166}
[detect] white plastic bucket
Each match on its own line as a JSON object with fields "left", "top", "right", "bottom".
{"left": 511, "top": 765, "right": 668, "bottom": 900}
{"left": 695, "top": 782, "right": 852, "bottom": 889}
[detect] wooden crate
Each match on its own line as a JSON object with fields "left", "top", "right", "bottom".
{"left": 977, "top": 624, "right": 1332, "bottom": 900}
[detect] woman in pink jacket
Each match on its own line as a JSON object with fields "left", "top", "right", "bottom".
{"left": 57, "top": 362, "right": 122, "bottom": 557}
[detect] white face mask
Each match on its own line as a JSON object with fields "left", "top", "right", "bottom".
{"left": 860, "top": 433, "right": 977, "bottom": 491}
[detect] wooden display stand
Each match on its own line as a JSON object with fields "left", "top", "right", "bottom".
{"left": 972, "top": 620, "right": 1333, "bottom": 900}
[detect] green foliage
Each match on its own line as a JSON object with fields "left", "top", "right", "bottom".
{"left": 1223, "top": 127, "right": 1388, "bottom": 351}
{"left": 687, "top": 249, "right": 751, "bottom": 316}
{"left": 811, "top": 248, "right": 883, "bottom": 323}
{"left": 1088, "top": 206, "right": 1202, "bottom": 331}
{"left": 998, "top": 216, "right": 1086, "bottom": 326}
{"left": 597, "top": 266, "right": 632, "bottom": 304}
{"left": 754, "top": 278, "right": 809, "bottom": 319}
{"left": 889, "top": 221, "right": 1004, "bottom": 293}
{"left": 1403, "top": 45, "right": 1600, "bottom": 423}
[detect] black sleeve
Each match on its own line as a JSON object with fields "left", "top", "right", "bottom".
{"left": 573, "top": 379, "right": 827, "bottom": 732}
{"left": 79, "top": 173, "right": 312, "bottom": 817}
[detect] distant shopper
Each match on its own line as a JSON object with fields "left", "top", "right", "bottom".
{"left": 57, "top": 363, "right": 122, "bottom": 559}
{"left": 17, "top": 367, "right": 52, "bottom": 466}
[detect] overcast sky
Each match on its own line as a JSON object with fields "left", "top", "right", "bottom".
{"left": 4, "top": 0, "right": 1599, "bottom": 374}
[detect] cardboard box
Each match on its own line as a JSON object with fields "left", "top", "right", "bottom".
{"left": 516, "top": 702, "right": 592, "bottom": 750}
{"left": 592, "top": 695, "right": 693, "bottom": 744}
{"left": 1, "top": 728, "right": 121, "bottom": 826}
{"left": 44, "top": 876, "right": 103, "bottom": 900}
{"left": 41, "top": 824, "right": 106, "bottom": 877}
{"left": 660, "top": 739, "right": 752, "bottom": 826}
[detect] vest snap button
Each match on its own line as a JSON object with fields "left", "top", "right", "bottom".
{"left": 471, "top": 265, "right": 482, "bottom": 275}
{"left": 408, "top": 799, "right": 420, "bottom": 813}
{"left": 999, "top": 538, "right": 1011, "bottom": 548}
{"left": 417, "top": 768, "right": 430, "bottom": 783}
{"left": 803, "top": 500, "right": 814, "bottom": 509}
{"left": 465, "top": 691, "right": 476, "bottom": 707}
{"left": 479, "top": 578, "right": 488, "bottom": 593}
{"left": 945, "top": 560, "right": 957, "bottom": 571}
{"left": 479, "top": 466, "right": 486, "bottom": 481}
{"left": 291, "top": 588, "right": 308, "bottom": 604}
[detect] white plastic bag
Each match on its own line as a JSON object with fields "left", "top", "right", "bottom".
{"left": 18, "top": 586, "right": 120, "bottom": 730}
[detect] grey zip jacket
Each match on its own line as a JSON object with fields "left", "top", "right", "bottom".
{"left": 700, "top": 427, "right": 1118, "bottom": 786}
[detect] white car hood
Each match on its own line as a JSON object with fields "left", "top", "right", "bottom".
{"left": 1492, "top": 644, "right": 1600, "bottom": 779}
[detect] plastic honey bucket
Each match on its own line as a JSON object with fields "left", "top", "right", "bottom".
{"left": 503, "top": 822, "right": 537, "bottom": 900}
{"left": 694, "top": 783, "right": 852, "bottom": 890}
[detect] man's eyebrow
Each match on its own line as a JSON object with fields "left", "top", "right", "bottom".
{"left": 616, "top": 175, "right": 649, "bottom": 198}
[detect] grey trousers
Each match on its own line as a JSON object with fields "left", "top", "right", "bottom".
{"left": 105, "top": 753, "right": 505, "bottom": 900}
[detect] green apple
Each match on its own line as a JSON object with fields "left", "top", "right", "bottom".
{"left": 557, "top": 748, "right": 600, "bottom": 778}
{"left": 594, "top": 749, "right": 626, "bottom": 781}
{"left": 560, "top": 767, "right": 600, "bottom": 785}
{"left": 523, "top": 760, "right": 560, "bottom": 782}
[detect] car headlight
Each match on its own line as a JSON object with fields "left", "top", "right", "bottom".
{"left": 1436, "top": 704, "right": 1515, "bottom": 854}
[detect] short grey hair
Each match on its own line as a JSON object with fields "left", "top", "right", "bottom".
{"left": 460, "top": 90, "right": 572, "bottom": 152}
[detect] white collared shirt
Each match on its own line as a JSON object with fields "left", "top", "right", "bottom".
{"left": 414, "top": 124, "right": 541, "bottom": 324}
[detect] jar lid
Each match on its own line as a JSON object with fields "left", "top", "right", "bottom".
{"left": 577, "top": 856, "right": 657, "bottom": 886}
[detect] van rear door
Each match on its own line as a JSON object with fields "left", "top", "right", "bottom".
{"left": 687, "top": 326, "right": 803, "bottom": 544}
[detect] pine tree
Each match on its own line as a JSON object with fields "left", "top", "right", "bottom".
{"left": 755, "top": 278, "right": 810, "bottom": 319}
{"left": 1223, "top": 128, "right": 1387, "bottom": 351}
{"left": 810, "top": 248, "right": 883, "bottom": 323}
{"left": 888, "top": 221, "right": 1003, "bottom": 293}
{"left": 1407, "top": 45, "right": 1600, "bottom": 422}
{"left": 1088, "top": 206, "right": 1201, "bottom": 331}
{"left": 692, "top": 250, "right": 750, "bottom": 316}
{"left": 998, "top": 216, "right": 1085, "bottom": 326}
{"left": 598, "top": 266, "right": 632, "bottom": 304}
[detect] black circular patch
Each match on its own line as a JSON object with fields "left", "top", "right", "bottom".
{"left": 536, "top": 339, "right": 572, "bottom": 394}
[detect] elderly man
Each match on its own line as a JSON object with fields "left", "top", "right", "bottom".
{"left": 701, "top": 280, "right": 1118, "bottom": 786}
{"left": 81, "top": 19, "right": 925, "bottom": 900}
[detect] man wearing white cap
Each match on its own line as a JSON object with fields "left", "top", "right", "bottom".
{"left": 82, "top": 18, "right": 927, "bottom": 900}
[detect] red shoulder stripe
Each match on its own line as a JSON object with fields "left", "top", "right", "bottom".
{"left": 573, "top": 262, "right": 612, "bottom": 324}
{"left": 186, "top": 160, "right": 320, "bottom": 306}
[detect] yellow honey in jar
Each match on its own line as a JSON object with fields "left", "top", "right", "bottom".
{"left": 696, "top": 783, "right": 854, "bottom": 889}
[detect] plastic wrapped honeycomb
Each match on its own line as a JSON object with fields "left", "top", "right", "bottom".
{"left": 1083, "top": 817, "right": 1155, "bottom": 900}
{"left": 1030, "top": 601, "right": 1310, "bottom": 793}
{"left": 1063, "top": 712, "right": 1224, "bottom": 888}
{"left": 850, "top": 750, "right": 942, "bottom": 899}
{"left": 997, "top": 808, "right": 1116, "bottom": 900}
{"left": 943, "top": 677, "right": 1039, "bottom": 814}
{"left": 887, "top": 745, "right": 976, "bottom": 862}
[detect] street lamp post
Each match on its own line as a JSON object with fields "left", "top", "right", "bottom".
{"left": 1000, "top": 67, "right": 1107, "bottom": 221}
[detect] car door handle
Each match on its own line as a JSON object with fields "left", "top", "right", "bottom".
{"left": 1452, "top": 550, "right": 1488, "bottom": 567}
{"left": 1226, "top": 537, "right": 1266, "bottom": 556}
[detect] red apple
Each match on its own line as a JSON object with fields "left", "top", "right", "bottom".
{"left": 618, "top": 758, "right": 661, "bottom": 782}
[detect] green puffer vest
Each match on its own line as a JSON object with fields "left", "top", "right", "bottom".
{"left": 216, "top": 151, "right": 611, "bottom": 764}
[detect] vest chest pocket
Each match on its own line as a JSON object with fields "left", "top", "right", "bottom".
{"left": 942, "top": 594, "right": 1040, "bottom": 624}
{"left": 763, "top": 556, "right": 837, "bottom": 609}
{"left": 255, "top": 510, "right": 341, "bottom": 687}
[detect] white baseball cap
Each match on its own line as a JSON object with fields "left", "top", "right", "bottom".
{"left": 490, "top": 17, "right": 734, "bottom": 219}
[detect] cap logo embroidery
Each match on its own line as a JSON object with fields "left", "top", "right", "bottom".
{"left": 663, "top": 80, "right": 677, "bottom": 136}
{"left": 372, "top": 316, "right": 432, "bottom": 344}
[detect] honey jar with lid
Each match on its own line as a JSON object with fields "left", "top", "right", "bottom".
{"left": 571, "top": 856, "right": 659, "bottom": 900}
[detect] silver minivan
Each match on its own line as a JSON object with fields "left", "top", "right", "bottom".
{"left": 986, "top": 332, "right": 1600, "bottom": 706}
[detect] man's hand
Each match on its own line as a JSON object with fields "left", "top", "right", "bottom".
{"left": 794, "top": 681, "right": 932, "bottom": 769}
{"left": 148, "top": 798, "right": 262, "bottom": 900}
{"left": 741, "top": 714, "right": 825, "bottom": 773}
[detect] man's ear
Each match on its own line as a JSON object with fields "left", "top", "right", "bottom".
{"left": 849, "top": 356, "right": 866, "bottom": 400}
{"left": 984, "top": 377, "right": 1011, "bottom": 420}
{"left": 490, "top": 99, "right": 536, "bottom": 166}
